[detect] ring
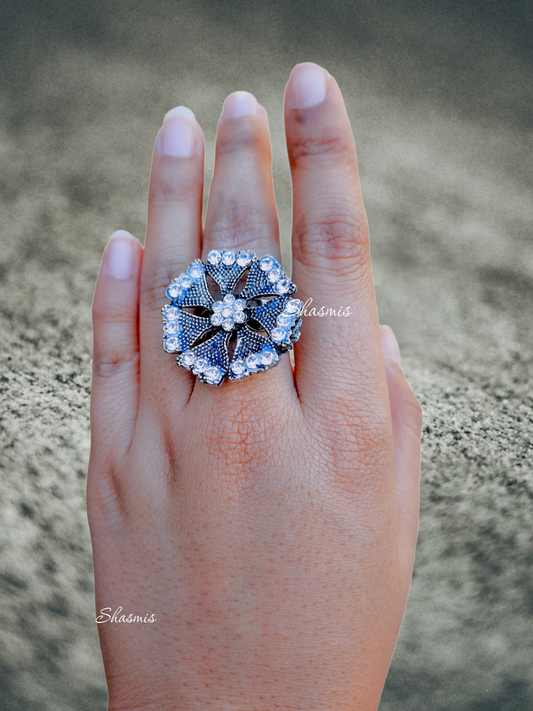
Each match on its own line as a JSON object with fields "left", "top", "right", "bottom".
{"left": 162, "top": 249, "right": 303, "bottom": 386}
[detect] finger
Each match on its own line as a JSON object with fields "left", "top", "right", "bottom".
{"left": 90, "top": 230, "right": 143, "bottom": 465}
{"left": 202, "top": 91, "right": 280, "bottom": 258}
{"left": 380, "top": 326, "right": 422, "bottom": 582}
{"left": 284, "top": 63, "right": 385, "bottom": 415}
{"left": 198, "top": 91, "right": 293, "bottom": 394}
{"left": 139, "top": 106, "right": 205, "bottom": 403}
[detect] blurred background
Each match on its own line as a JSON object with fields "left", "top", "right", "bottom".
{"left": 0, "top": 0, "right": 532, "bottom": 708}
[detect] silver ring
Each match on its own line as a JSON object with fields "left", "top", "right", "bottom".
{"left": 162, "top": 249, "right": 303, "bottom": 386}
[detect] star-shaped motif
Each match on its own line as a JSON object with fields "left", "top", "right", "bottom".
{"left": 162, "top": 249, "right": 303, "bottom": 386}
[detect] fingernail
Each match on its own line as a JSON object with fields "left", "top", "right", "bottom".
{"left": 220, "top": 91, "right": 258, "bottom": 122}
{"left": 157, "top": 106, "right": 196, "bottom": 157}
{"left": 380, "top": 326, "right": 402, "bottom": 366}
{"left": 104, "top": 231, "right": 136, "bottom": 280}
{"left": 287, "top": 62, "right": 328, "bottom": 110}
{"left": 164, "top": 105, "right": 196, "bottom": 123}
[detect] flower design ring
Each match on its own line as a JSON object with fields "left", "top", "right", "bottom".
{"left": 162, "top": 249, "right": 303, "bottom": 386}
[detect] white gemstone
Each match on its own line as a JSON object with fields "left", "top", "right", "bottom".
{"left": 275, "top": 278, "right": 290, "bottom": 294}
{"left": 259, "top": 348, "right": 278, "bottom": 366}
{"left": 210, "top": 295, "right": 248, "bottom": 331}
{"left": 188, "top": 263, "right": 204, "bottom": 280}
{"left": 236, "top": 251, "right": 251, "bottom": 266}
{"left": 285, "top": 299, "right": 301, "bottom": 314}
{"left": 164, "top": 306, "right": 180, "bottom": 321}
{"left": 271, "top": 326, "right": 289, "bottom": 343}
{"left": 277, "top": 312, "right": 294, "bottom": 327}
{"left": 221, "top": 250, "right": 236, "bottom": 265}
{"left": 164, "top": 321, "right": 181, "bottom": 335}
{"left": 192, "top": 357, "right": 209, "bottom": 374}
{"left": 230, "top": 360, "right": 248, "bottom": 376}
{"left": 182, "top": 351, "right": 196, "bottom": 367}
{"left": 268, "top": 268, "right": 284, "bottom": 283}
{"left": 166, "top": 282, "right": 181, "bottom": 299}
{"left": 205, "top": 366, "right": 224, "bottom": 384}
{"left": 207, "top": 249, "right": 221, "bottom": 265}
{"left": 259, "top": 256, "right": 275, "bottom": 271}
{"left": 164, "top": 337, "right": 180, "bottom": 352}
{"left": 179, "top": 274, "right": 192, "bottom": 288}
{"left": 245, "top": 353, "right": 261, "bottom": 371}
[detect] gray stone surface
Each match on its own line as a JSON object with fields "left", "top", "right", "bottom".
{"left": 0, "top": 1, "right": 532, "bottom": 708}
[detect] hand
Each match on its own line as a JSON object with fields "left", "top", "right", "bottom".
{"left": 88, "top": 62, "right": 422, "bottom": 710}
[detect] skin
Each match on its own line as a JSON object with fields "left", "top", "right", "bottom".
{"left": 88, "top": 63, "right": 422, "bottom": 710}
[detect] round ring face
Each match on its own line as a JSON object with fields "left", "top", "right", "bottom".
{"left": 162, "top": 250, "right": 303, "bottom": 386}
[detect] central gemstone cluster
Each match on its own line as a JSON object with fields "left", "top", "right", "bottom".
{"left": 210, "top": 294, "right": 247, "bottom": 332}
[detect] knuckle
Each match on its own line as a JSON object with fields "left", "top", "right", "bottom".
{"left": 141, "top": 261, "right": 181, "bottom": 312}
{"left": 148, "top": 171, "right": 199, "bottom": 206}
{"left": 289, "top": 126, "right": 352, "bottom": 168}
{"left": 206, "top": 201, "right": 277, "bottom": 249}
{"left": 304, "top": 385, "right": 392, "bottom": 464}
{"left": 292, "top": 207, "right": 370, "bottom": 274}
{"left": 93, "top": 350, "right": 140, "bottom": 379}
{"left": 210, "top": 413, "right": 265, "bottom": 470}
{"left": 330, "top": 407, "right": 391, "bottom": 458}
{"left": 315, "top": 405, "right": 393, "bottom": 496}
{"left": 198, "top": 391, "right": 291, "bottom": 497}
{"left": 92, "top": 297, "right": 131, "bottom": 325}
{"left": 86, "top": 467, "right": 125, "bottom": 529}
{"left": 206, "top": 399, "right": 272, "bottom": 463}
{"left": 216, "top": 121, "right": 265, "bottom": 158}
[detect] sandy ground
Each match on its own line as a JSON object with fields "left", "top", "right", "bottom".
{"left": 0, "top": 1, "right": 532, "bottom": 708}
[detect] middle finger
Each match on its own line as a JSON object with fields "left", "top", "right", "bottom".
{"left": 197, "top": 91, "right": 294, "bottom": 396}
{"left": 202, "top": 91, "right": 279, "bottom": 258}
